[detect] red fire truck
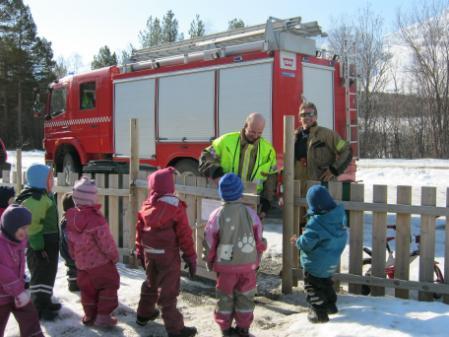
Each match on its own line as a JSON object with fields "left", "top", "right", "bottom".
{"left": 42, "top": 16, "right": 357, "bottom": 180}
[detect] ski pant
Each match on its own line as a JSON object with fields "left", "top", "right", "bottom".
{"left": 77, "top": 262, "right": 120, "bottom": 319}
{"left": 27, "top": 233, "right": 59, "bottom": 312}
{"left": 214, "top": 271, "right": 257, "bottom": 330}
{"left": 304, "top": 272, "right": 337, "bottom": 313}
{"left": 137, "top": 252, "right": 184, "bottom": 335}
{"left": 0, "top": 302, "right": 44, "bottom": 337}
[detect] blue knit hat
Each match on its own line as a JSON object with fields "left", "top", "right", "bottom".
{"left": 0, "top": 204, "right": 32, "bottom": 242}
{"left": 218, "top": 173, "right": 243, "bottom": 202}
{"left": 306, "top": 185, "right": 337, "bottom": 214}
{"left": 26, "top": 164, "right": 51, "bottom": 189}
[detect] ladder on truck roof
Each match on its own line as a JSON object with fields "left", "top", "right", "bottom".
{"left": 128, "top": 16, "right": 326, "bottom": 71}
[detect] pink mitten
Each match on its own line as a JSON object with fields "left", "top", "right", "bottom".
{"left": 15, "top": 290, "right": 31, "bottom": 308}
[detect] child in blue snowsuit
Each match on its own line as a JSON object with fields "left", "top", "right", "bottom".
{"left": 292, "top": 185, "right": 347, "bottom": 323}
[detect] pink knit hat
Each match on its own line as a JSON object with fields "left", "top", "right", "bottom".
{"left": 72, "top": 176, "right": 98, "bottom": 206}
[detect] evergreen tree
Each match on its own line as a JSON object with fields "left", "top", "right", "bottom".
{"left": 189, "top": 14, "right": 205, "bottom": 38}
{"left": 91, "top": 45, "right": 117, "bottom": 69}
{"left": 139, "top": 16, "right": 162, "bottom": 48}
{"left": 0, "top": 0, "right": 56, "bottom": 148}
{"left": 228, "top": 18, "right": 245, "bottom": 30}
{"left": 54, "top": 56, "right": 68, "bottom": 79}
{"left": 162, "top": 10, "right": 179, "bottom": 43}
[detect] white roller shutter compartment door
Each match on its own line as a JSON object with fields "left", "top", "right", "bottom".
{"left": 158, "top": 71, "right": 215, "bottom": 141}
{"left": 218, "top": 62, "right": 273, "bottom": 142}
{"left": 113, "top": 78, "right": 155, "bottom": 158}
{"left": 302, "top": 63, "right": 334, "bottom": 130}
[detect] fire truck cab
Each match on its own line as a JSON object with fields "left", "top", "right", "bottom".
{"left": 43, "top": 16, "right": 357, "bottom": 180}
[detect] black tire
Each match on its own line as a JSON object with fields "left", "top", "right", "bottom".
{"left": 62, "top": 152, "right": 81, "bottom": 182}
{"left": 174, "top": 159, "right": 200, "bottom": 177}
{"left": 361, "top": 258, "right": 373, "bottom": 296}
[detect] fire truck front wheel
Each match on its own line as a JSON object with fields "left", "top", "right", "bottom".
{"left": 62, "top": 152, "right": 81, "bottom": 177}
{"left": 174, "top": 159, "right": 200, "bottom": 177}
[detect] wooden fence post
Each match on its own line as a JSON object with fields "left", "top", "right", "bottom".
{"left": 15, "top": 148, "right": 22, "bottom": 192}
{"left": 419, "top": 186, "right": 436, "bottom": 301}
{"left": 395, "top": 186, "right": 411, "bottom": 299}
{"left": 444, "top": 187, "right": 449, "bottom": 304}
{"left": 282, "top": 116, "right": 295, "bottom": 294}
{"left": 348, "top": 183, "right": 364, "bottom": 294}
{"left": 371, "top": 185, "right": 387, "bottom": 296}
{"left": 128, "top": 118, "right": 139, "bottom": 265}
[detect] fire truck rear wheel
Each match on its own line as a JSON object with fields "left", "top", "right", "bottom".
{"left": 174, "top": 159, "right": 200, "bottom": 177}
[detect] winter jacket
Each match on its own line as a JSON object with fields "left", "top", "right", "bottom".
{"left": 204, "top": 202, "right": 267, "bottom": 273}
{"left": 294, "top": 125, "right": 352, "bottom": 181}
{"left": 135, "top": 195, "right": 196, "bottom": 261}
{"left": 296, "top": 204, "right": 347, "bottom": 278}
{"left": 66, "top": 205, "right": 119, "bottom": 270}
{"left": 0, "top": 233, "right": 27, "bottom": 305}
{"left": 199, "top": 130, "right": 277, "bottom": 213}
{"left": 15, "top": 188, "right": 58, "bottom": 251}
{"left": 59, "top": 216, "right": 75, "bottom": 266}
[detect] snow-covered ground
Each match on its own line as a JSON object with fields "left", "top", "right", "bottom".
{"left": 3, "top": 152, "right": 449, "bottom": 337}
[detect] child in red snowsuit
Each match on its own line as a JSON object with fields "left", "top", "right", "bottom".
{"left": 66, "top": 176, "right": 120, "bottom": 327}
{"left": 0, "top": 204, "right": 44, "bottom": 337}
{"left": 135, "top": 167, "right": 198, "bottom": 337}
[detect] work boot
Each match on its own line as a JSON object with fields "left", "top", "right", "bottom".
{"left": 167, "top": 326, "right": 198, "bottom": 337}
{"left": 235, "top": 326, "right": 250, "bottom": 337}
{"left": 94, "top": 314, "right": 118, "bottom": 327}
{"left": 327, "top": 303, "right": 338, "bottom": 315}
{"left": 222, "top": 327, "right": 236, "bottom": 336}
{"left": 136, "top": 309, "right": 160, "bottom": 326}
{"left": 307, "top": 308, "right": 329, "bottom": 323}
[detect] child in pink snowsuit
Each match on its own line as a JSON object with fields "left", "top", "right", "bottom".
{"left": 0, "top": 204, "right": 44, "bottom": 337}
{"left": 66, "top": 176, "right": 120, "bottom": 327}
{"left": 203, "top": 173, "right": 267, "bottom": 337}
{"left": 135, "top": 167, "right": 198, "bottom": 337}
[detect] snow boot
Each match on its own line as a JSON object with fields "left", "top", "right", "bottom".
{"left": 47, "top": 301, "right": 62, "bottom": 311}
{"left": 82, "top": 315, "right": 95, "bottom": 326}
{"left": 136, "top": 309, "right": 160, "bottom": 326}
{"left": 327, "top": 303, "right": 338, "bottom": 315}
{"left": 68, "top": 280, "right": 80, "bottom": 292}
{"left": 222, "top": 327, "right": 236, "bottom": 336}
{"left": 235, "top": 327, "right": 250, "bottom": 337}
{"left": 39, "top": 308, "right": 58, "bottom": 321}
{"left": 94, "top": 314, "right": 118, "bottom": 327}
{"left": 307, "top": 308, "right": 329, "bottom": 323}
{"left": 167, "top": 326, "right": 198, "bottom": 337}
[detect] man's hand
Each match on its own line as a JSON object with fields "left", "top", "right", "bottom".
{"left": 278, "top": 196, "right": 284, "bottom": 208}
{"left": 320, "top": 168, "right": 335, "bottom": 182}
{"left": 290, "top": 234, "right": 298, "bottom": 246}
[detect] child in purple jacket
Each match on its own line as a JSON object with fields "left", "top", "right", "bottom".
{"left": 0, "top": 204, "right": 44, "bottom": 337}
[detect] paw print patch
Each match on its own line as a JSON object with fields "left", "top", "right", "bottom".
{"left": 237, "top": 235, "right": 255, "bottom": 253}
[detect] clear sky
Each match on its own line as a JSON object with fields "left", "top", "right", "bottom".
{"left": 24, "top": 0, "right": 411, "bottom": 71}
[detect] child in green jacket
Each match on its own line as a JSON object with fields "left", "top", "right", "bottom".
{"left": 16, "top": 164, "right": 60, "bottom": 321}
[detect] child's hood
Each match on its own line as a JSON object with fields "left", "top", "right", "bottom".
{"left": 66, "top": 205, "right": 105, "bottom": 233}
{"left": 147, "top": 167, "right": 175, "bottom": 204}
{"left": 140, "top": 196, "right": 183, "bottom": 230}
{"left": 309, "top": 204, "right": 347, "bottom": 237}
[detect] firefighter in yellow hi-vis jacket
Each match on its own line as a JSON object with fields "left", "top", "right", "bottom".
{"left": 198, "top": 113, "right": 277, "bottom": 220}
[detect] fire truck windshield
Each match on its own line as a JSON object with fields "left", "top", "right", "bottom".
{"left": 50, "top": 87, "right": 67, "bottom": 117}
